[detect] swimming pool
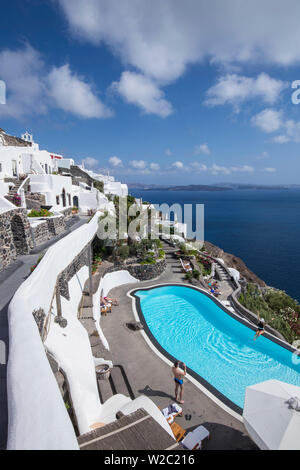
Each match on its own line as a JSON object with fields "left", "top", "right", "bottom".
{"left": 132, "top": 285, "right": 300, "bottom": 411}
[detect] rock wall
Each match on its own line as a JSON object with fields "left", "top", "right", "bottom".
{"left": 31, "top": 220, "right": 50, "bottom": 246}
{"left": 104, "top": 258, "right": 167, "bottom": 282}
{"left": 57, "top": 245, "right": 90, "bottom": 300}
{"left": 46, "top": 215, "right": 66, "bottom": 237}
{"left": 0, "top": 208, "right": 33, "bottom": 270}
{"left": 0, "top": 129, "right": 32, "bottom": 147}
{"left": 60, "top": 207, "right": 72, "bottom": 221}
{"left": 26, "top": 193, "right": 46, "bottom": 211}
{"left": 204, "top": 241, "right": 266, "bottom": 287}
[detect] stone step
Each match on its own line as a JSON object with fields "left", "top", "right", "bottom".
{"left": 97, "top": 377, "right": 113, "bottom": 404}
{"left": 110, "top": 366, "right": 132, "bottom": 398}
{"left": 82, "top": 295, "right": 93, "bottom": 308}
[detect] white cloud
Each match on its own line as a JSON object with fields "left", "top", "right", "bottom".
{"left": 209, "top": 164, "right": 254, "bottom": 175}
{"left": 0, "top": 44, "right": 112, "bottom": 120}
{"left": 204, "top": 73, "right": 287, "bottom": 110}
{"left": 230, "top": 165, "right": 254, "bottom": 173}
{"left": 271, "top": 134, "right": 290, "bottom": 143}
{"left": 0, "top": 44, "right": 46, "bottom": 119}
{"left": 251, "top": 109, "right": 282, "bottom": 133}
{"left": 283, "top": 119, "right": 300, "bottom": 143}
{"left": 129, "top": 160, "right": 148, "bottom": 169}
{"left": 58, "top": 0, "right": 300, "bottom": 84}
{"left": 252, "top": 110, "right": 300, "bottom": 143}
{"left": 256, "top": 151, "right": 269, "bottom": 160}
{"left": 194, "top": 143, "right": 211, "bottom": 155}
{"left": 82, "top": 157, "right": 98, "bottom": 168}
{"left": 263, "top": 167, "right": 276, "bottom": 172}
{"left": 172, "top": 161, "right": 184, "bottom": 169}
{"left": 165, "top": 148, "right": 172, "bottom": 156}
{"left": 150, "top": 163, "right": 160, "bottom": 171}
{"left": 191, "top": 162, "right": 208, "bottom": 171}
{"left": 109, "top": 156, "right": 123, "bottom": 167}
{"left": 48, "top": 64, "right": 112, "bottom": 118}
{"left": 111, "top": 71, "right": 173, "bottom": 117}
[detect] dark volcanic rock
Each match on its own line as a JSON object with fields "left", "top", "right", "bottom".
{"left": 204, "top": 241, "right": 266, "bottom": 287}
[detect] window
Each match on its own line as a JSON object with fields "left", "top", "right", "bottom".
{"left": 0, "top": 163, "right": 2, "bottom": 172}
{"left": 56, "top": 196, "right": 60, "bottom": 205}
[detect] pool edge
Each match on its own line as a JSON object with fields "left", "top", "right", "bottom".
{"left": 127, "top": 282, "right": 246, "bottom": 422}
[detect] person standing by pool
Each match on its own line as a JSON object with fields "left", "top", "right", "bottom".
{"left": 172, "top": 361, "right": 187, "bottom": 404}
{"left": 254, "top": 314, "right": 266, "bottom": 340}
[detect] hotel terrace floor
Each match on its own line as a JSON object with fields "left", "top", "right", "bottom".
{"left": 99, "top": 245, "right": 257, "bottom": 450}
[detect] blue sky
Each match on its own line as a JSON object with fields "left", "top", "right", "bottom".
{"left": 1, "top": 0, "right": 300, "bottom": 184}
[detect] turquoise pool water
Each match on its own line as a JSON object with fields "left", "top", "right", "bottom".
{"left": 134, "top": 285, "right": 300, "bottom": 409}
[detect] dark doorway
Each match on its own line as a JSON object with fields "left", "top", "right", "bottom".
{"left": 62, "top": 188, "right": 66, "bottom": 208}
{"left": 73, "top": 196, "right": 79, "bottom": 208}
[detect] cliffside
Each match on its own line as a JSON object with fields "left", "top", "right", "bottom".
{"left": 203, "top": 241, "right": 266, "bottom": 287}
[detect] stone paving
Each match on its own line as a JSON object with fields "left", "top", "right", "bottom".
{"left": 99, "top": 243, "right": 257, "bottom": 450}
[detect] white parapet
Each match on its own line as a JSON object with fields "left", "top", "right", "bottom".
{"left": 7, "top": 214, "right": 102, "bottom": 449}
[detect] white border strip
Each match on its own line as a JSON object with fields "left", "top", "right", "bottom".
{"left": 127, "top": 282, "right": 243, "bottom": 423}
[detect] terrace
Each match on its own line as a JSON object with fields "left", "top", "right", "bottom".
{"left": 93, "top": 241, "right": 257, "bottom": 450}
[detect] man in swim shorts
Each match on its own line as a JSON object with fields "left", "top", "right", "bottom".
{"left": 172, "top": 360, "right": 187, "bottom": 404}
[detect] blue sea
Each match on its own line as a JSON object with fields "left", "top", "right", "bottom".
{"left": 131, "top": 189, "right": 300, "bottom": 302}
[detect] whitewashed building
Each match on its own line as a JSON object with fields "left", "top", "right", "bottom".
{"left": 79, "top": 165, "right": 128, "bottom": 198}
{"left": 0, "top": 130, "right": 117, "bottom": 213}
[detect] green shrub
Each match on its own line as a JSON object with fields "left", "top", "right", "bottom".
{"left": 239, "top": 284, "right": 300, "bottom": 343}
{"left": 141, "top": 255, "right": 156, "bottom": 265}
{"left": 116, "top": 245, "right": 130, "bottom": 261}
{"left": 28, "top": 208, "right": 54, "bottom": 218}
{"left": 185, "top": 272, "right": 193, "bottom": 281}
{"left": 193, "top": 270, "right": 201, "bottom": 280}
{"left": 93, "top": 180, "right": 104, "bottom": 193}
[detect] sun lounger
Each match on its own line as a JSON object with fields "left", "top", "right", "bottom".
{"left": 181, "top": 425, "right": 210, "bottom": 450}
{"left": 170, "top": 422, "right": 187, "bottom": 442}
{"left": 101, "top": 305, "right": 111, "bottom": 316}
{"left": 180, "top": 258, "right": 192, "bottom": 273}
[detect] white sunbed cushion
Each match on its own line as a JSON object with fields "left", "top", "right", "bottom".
{"left": 181, "top": 425, "right": 210, "bottom": 450}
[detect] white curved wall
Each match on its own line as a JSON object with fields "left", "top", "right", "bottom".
{"left": 7, "top": 214, "right": 101, "bottom": 450}
{"left": 45, "top": 266, "right": 103, "bottom": 434}
{"left": 93, "top": 270, "right": 139, "bottom": 351}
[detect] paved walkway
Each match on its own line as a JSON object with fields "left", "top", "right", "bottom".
{"left": 100, "top": 244, "right": 257, "bottom": 450}
{"left": 0, "top": 215, "right": 89, "bottom": 449}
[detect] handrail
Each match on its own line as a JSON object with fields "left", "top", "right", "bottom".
{"left": 42, "top": 281, "right": 58, "bottom": 343}
{"left": 17, "top": 176, "right": 30, "bottom": 195}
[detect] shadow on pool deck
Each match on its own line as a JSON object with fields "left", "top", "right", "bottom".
{"left": 138, "top": 385, "right": 175, "bottom": 401}
{"left": 100, "top": 260, "right": 258, "bottom": 450}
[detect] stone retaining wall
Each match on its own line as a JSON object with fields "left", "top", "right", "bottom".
{"left": 26, "top": 193, "right": 46, "bottom": 211}
{"left": 30, "top": 220, "right": 50, "bottom": 246}
{"left": 0, "top": 208, "right": 33, "bottom": 270}
{"left": 46, "top": 215, "right": 66, "bottom": 237}
{"left": 60, "top": 207, "right": 73, "bottom": 221}
{"left": 104, "top": 257, "right": 167, "bottom": 282}
{"left": 57, "top": 245, "right": 90, "bottom": 300}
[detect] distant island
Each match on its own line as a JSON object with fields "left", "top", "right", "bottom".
{"left": 127, "top": 182, "right": 293, "bottom": 191}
